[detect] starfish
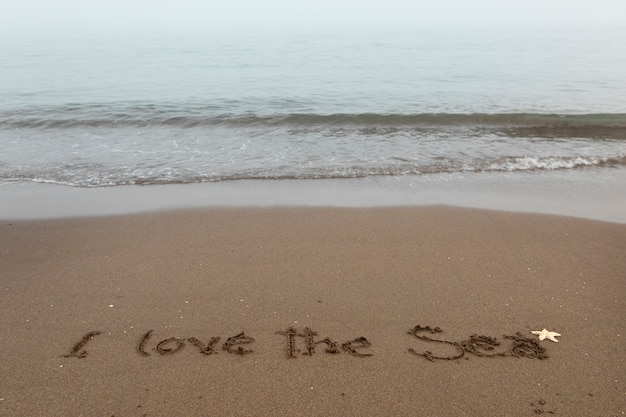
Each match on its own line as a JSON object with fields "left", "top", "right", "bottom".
{"left": 531, "top": 329, "right": 561, "bottom": 342}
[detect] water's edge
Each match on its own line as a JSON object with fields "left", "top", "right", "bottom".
{"left": 2, "top": 169, "right": 625, "bottom": 223}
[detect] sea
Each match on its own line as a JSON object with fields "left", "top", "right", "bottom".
{"left": 1, "top": 27, "right": 626, "bottom": 219}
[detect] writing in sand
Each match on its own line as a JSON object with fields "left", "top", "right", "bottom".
{"left": 62, "top": 325, "right": 551, "bottom": 362}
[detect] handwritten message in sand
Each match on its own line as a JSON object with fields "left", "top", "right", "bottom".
{"left": 63, "top": 325, "right": 549, "bottom": 361}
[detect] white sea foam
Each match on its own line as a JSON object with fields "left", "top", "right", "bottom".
{"left": 486, "top": 156, "right": 611, "bottom": 172}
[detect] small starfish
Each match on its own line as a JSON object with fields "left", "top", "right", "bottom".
{"left": 531, "top": 329, "right": 561, "bottom": 342}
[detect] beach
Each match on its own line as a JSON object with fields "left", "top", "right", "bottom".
{"left": 1, "top": 202, "right": 625, "bottom": 416}
{"left": 1, "top": 22, "right": 626, "bottom": 417}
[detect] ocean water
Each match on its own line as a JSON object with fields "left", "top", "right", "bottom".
{"left": 1, "top": 28, "right": 625, "bottom": 188}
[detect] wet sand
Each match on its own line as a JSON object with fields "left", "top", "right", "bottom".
{"left": 1, "top": 206, "right": 625, "bottom": 416}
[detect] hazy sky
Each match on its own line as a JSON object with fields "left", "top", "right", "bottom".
{"left": 1, "top": 0, "right": 625, "bottom": 39}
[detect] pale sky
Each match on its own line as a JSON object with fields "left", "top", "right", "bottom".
{"left": 1, "top": 0, "right": 625, "bottom": 39}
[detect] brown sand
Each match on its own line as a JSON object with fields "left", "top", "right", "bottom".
{"left": 0, "top": 206, "right": 625, "bottom": 416}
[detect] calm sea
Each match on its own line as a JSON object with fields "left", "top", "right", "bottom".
{"left": 1, "top": 28, "right": 625, "bottom": 187}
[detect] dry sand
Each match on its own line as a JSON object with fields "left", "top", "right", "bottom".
{"left": 1, "top": 206, "right": 625, "bottom": 416}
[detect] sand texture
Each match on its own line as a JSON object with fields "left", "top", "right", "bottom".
{"left": 1, "top": 206, "right": 625, "bottom": 416}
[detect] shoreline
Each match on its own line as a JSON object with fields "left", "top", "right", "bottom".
{"left": 2, "top": 168, "right": 626, "bottom": 223}
{"left": 1, "top": 206, "right": 624, "bottom": 416}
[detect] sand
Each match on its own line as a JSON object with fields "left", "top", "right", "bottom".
{"left": 1, "top": 206, "right": 625, "bottom": 416}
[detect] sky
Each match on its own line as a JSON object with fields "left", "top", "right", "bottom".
{"left": 1, "top": 0, "right": 625, "bottom": 39}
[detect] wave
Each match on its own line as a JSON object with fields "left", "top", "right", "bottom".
{"left": 2, "top": 104, "right": 624, "bottom": 187}
{"left": 4, "top": 155, "right": 625, "bottom": 188}
{"left": 2, "top": 106, "right": 626, "bottom": 137}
